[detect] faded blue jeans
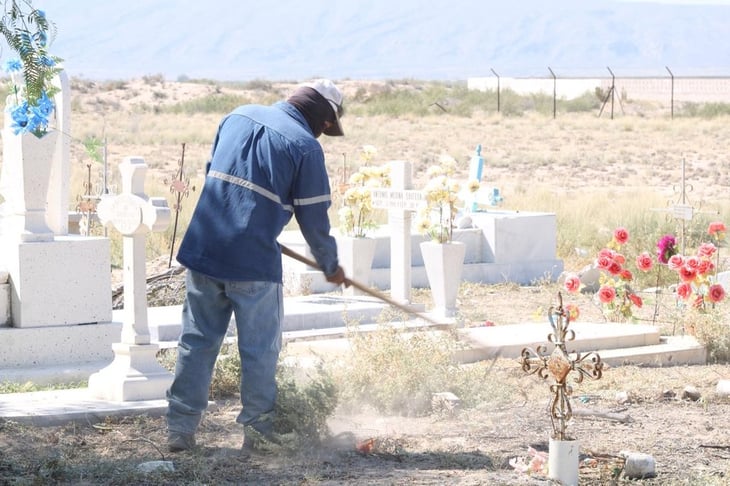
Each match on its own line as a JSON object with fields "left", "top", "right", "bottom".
{"left": 166, "top": 269, "right": 283, "bottom": 437}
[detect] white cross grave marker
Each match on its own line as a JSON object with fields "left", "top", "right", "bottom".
{"left": 88, "top": 156, "right": 173, "bottom": 402}
{"left": 371, "top": 160, "right": 425, "bottom": 304}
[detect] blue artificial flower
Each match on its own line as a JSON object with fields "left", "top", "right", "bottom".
{"left": 28, "top": 105, "right": 49, "bottom": 132}
{"left": 39, "top": 55, "right": 55, "bottom": 67}
{"left": 9, "top": 102, "right": 30, "bottom": 134}
{"left": 3, "top": 58, "right": 23, "bottom": 73}
{"left": 35, "top": 91, "right": 54, "bottom": 117}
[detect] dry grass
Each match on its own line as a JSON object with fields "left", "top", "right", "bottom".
{"left": 1, "top": 78, "right": 730, "bottom": 484}
{"left": 56, "top": 78, "right": 730, "bottom": 273}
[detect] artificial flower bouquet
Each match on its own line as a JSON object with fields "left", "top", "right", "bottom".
{"left": 563, "top": 222, "right": 726, "bottom": 323}
{"left": 338, "top": 145, "right": 390, "bottom": 238}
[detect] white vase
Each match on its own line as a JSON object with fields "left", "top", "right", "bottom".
{"left": 337, "top": 236, "right": 378, "bottom": 296}
{"left": 420, "top": 240, "right": 466, "bottom": 318}
{"left": 548, "top": 437, "right": 579, "bottom": 486}
{"left": 0, "top": 123, "right": 58, "bottom": 242}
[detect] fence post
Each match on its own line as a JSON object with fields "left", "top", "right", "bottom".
{"left": 666, "top": 66, "right": 674, "bottom": 119}
{"left": 548, "top": 66, "right": 557, "bottom": 119}
{"left": 490, "top": 67, "right": 501, "bottom": 113}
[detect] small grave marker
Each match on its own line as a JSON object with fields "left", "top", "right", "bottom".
{"left": 651, "top": 159, "right": 718, "bottom": 253}
{"left": 519, "top": 292, "right": 603, "bottom": 485}
{"left": 88, "top": 156, "right": 173, "bottom": 401}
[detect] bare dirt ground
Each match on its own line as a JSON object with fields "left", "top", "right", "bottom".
{"left": 1, "top": 79, "right": 730, "bottom": 484}
{"left": 2, "top": 275, "right": 730, "bottom": 485}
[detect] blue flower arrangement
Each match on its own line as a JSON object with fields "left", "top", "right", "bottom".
{"left": 0, "top": 1, "right": 62, "bottom": 136}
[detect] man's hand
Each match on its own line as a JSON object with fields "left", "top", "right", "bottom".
{"left": 325, "top": 266, "right": 350, "bottom": 287}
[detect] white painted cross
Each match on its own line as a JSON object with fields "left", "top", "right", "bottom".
{"left": 88, "top": 156, "right": 172, "bottom": 401}
{"left": 371, "top": 160, "right": 425, "bottom": 304}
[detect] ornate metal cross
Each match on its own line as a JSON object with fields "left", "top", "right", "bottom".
{"left": 519, "top": 293, "right": 604, "bottom": 440}
{"left": 165, "top": 143, "right": 195, "bottom": 267}
{"left": 651, "top": 158, "right": 719, "bottom": 254}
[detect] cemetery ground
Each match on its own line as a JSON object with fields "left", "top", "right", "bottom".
{"left": 1, "top": 271, "right": 730, "bottom": 485}
{"left": 1, "top": 78, "right": 730, "bottom": 484}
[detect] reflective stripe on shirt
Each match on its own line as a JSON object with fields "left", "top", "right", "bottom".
{"left": 293, "top": 194, "right": 331, "bottom": 206}
{"left": 208, "top": 170, "right": 295, "bottom": 212}
{"left": 208, "top": 170, "right": 332, "bottom": 210}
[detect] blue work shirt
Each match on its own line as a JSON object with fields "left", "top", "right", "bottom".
{"left": 176, "top": 101, "right": 339, "bottom": 282}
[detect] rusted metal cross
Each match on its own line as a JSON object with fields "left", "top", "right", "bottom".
{"left": 519, "top": 293, "right": 604, "bottom": 440}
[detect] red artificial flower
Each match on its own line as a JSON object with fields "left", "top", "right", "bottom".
{"left": 598, "top": 285, "right": 617, "bottom": 304}
{"left": 708, "top": 284, "right": 726, "bottom": 303}
{"left": 613, "top": 227, "right": 629, "bottom": 245}
{"left": 635, "top": 252, "right": 653, "bottom": 272}
{"left": 620, "top": 269, "right": 633, "bottom": 281}
{"left": 678, "top": 265, "right": 698, "bottom": 282}
{"left": 596, "top": 251, "right": 613, "bottom": 270}
{"left": 628, "top": 293, "right": 643, "bottom": 308}
{"left": 607, "top": 261, "right": 623, "bottom": 276}
{"left": 708, "top": 221, "right": 727, "bottom": 238}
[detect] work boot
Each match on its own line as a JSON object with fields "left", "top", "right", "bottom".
{"left": 168, "top": 431, "right": 196, "bottom": 452}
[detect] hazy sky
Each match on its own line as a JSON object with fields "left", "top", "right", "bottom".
{"left": 21, "top": 0, "right": 730, "bottom": 81}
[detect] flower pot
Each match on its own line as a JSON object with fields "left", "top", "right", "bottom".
{"left": 420, "top": 240, "right": 466, "bottom": 318}
{"left": 337, "top": 236, "right": 378, "bottom": 296}
{"left": 0, "top": 124, "right": 58, "bottom": 242}
{"left": 548, "top": 437, "right": 579, "bottom": 486}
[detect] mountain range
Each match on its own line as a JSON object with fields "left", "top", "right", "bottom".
{"left": 26, "top": 0, "right": 730, "bottom": 81}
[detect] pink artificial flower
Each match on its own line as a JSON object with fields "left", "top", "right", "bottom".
{"left": 613, "top": 227, "right": 629, "bottom": 245}
{"left": 697, "top": 259, "right": 714, "bottom": 276}
{"left": 563, "top": 274, "right": 581, "bottom": 293}
{"left": 656, "top": 234, "right": 677, "bottom": 264}
{"left": 697, "top": 242, "right": 717, "bottom": 259}
{"left": 685, "top": 255, "right": 701, "bottom": 270}
{"left": 676, "top": 282, "right": 692, "bottom": 300}
{"left": 667, "top": 254, "right": 684, "bottom": 271}
{"left": 598, "top": 285, "right": 617, "bottom": 304}
{"left": 636, "top": 252, "right": 653, "bottom": 272}
{"left": 708, "top": 284, "right": 726, "bottom": 303}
